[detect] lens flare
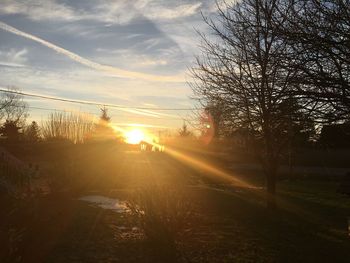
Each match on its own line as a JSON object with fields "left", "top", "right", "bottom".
{"left": 125, "top": 129, "right": 145, "bottom": 144}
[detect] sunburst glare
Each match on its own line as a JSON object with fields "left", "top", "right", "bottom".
{"left": 125, "top": 129, "right": 145, "bottom": 144}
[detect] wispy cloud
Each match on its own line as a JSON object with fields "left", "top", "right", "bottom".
{"left": 0, "top": 0, "right": 198, "bottom": 128}
{"left": 0, "top": 85, "right": 173, "bottom": 119}
{"left": 96, "top": 48, "right": 168, "bottom": 68}
{"left": 207, "top": 0, "right": 238, "bottom": 12}
{"left": 0, "top": 0, "right": 203, "bottom": 24}
{"left": 139, "top": 58, "right": 167, "bottom": 66}
{"left": 142, "top": 2, "right": 202, "bottom": 20}
{"left": 93, "top": 1, "right": 203, "bottom": 24}
{"left": 0, "top": 0, "right": 78, "bottom": 21}
{"left": 0, "top": 48, "right": 28, "bottom": 68}
{"left": 120, "top": 108, "right": 161, "bottom": 118}
{"left": 112, "top": 122, "right": 170, "bottom": 129}
{"left": 0, "top": 21, "right": 184, "bottom": 82}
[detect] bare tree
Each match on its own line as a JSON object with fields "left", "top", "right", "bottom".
{"left": 178, "top": 122, "right": 193, "bottom": 137}
{"left": 0, "top": 87, "right": 28, "bottom": 125}
{"left": 191, "top": 0, "right": 307, "bottom": 207}
{"left": 275, "top": 0, "right": 350, "bottom": 121}
{"left": 41, "top": 112, "right": 94, "bottom": 144}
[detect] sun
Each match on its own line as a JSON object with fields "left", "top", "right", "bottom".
{"left": 125, "top": 129, "right": 145, "bottom": 144}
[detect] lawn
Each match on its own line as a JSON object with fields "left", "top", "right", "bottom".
{"left": 1, "top": 144, "right": 350, "bottom": 262}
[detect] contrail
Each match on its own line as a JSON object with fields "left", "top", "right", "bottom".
{"left": 0, "top": 87, "right": 191, "bottom": 119}
{"left": 0, "top": 21, "right": 184, "bottom": 83}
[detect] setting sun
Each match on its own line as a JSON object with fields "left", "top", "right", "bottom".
{"left": 125, "top": 129, "right": 145, "bottom": 144}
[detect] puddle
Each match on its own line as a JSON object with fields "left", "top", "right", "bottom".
{"left": 78, "top": 195, "right": 129, "bottom": 213}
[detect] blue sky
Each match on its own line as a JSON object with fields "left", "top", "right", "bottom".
{"left": 0, "top": 0, "right": 228, "bottom": 130}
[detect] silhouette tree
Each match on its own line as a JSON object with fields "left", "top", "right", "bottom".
{"left": 0, "top": 119, "right": 22, "bottom": 141}
{"left": 100, "top": 106, "right": 111, "bottom": 123}
{"left": 91, "top": 107, "right": 119, "bottom": 141}
{"left": 24, "top": 121, "right": 41, "bottom": 142}
{"left": 0, "top": 87, "right": 28, "bottom": 142}
{"left": 191, "top": 0, "right": 309, "bottom": 207}
{"left": 0, "top": 86, "right": 28, "bottom": 125}
{"left": 275, "top": 0, "right": 350, "bottom": 121}
{"left": 178, "top": 123, "right": 193, "bottom": 137}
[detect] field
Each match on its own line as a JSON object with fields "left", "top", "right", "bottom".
{"left": 1, "top": 142, "right": 350, "bottom": 262}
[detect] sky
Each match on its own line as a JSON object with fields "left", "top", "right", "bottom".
{"left": 0, "top": 0, "right": 228, "bottom": 130}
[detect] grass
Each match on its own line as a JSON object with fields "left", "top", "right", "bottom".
{"left": 1, "top": 143, "right": 350, "bottom": 262}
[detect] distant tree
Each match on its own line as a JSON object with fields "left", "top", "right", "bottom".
{"left": 0, "top": 86, "right": 28, "bottom": 125}
{"left": 100, "top": 106, "right": 111, "bottom": 123}
{"left": 178, "top": 123, "right": 193, "bottom": 137}
{"left": 41, "top": 112, "right": 94, "bottom": 143}
{"left": 90, "top": 107, "right": 119, "bottom": 142}
{"left": 0, "top": 119, "right": 22, "bottom": 141}
{"left": 24, "top": 121, "right": 41, "bottom": 142}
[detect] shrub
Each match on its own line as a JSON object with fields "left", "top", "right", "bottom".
{"left": 126, "top": 185, "right": 195, "bottom": 260}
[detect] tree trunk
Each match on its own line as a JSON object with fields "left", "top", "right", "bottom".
{"left": 264, "top": 128, "right": 277, "bottom": 209}
{"left": 266, "top": 168, "right": 276, "bottom": 209}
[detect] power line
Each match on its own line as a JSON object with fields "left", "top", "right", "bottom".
{"left": 8, "top": 104, "right": 188, "bottom": 122}
{"left": 0, "top": 88, "right": 201, "bottom": 111}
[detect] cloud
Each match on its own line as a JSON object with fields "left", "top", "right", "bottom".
{"left": 139, "top": 58, "right": 167, "bottom": 66}
{"left": 93, "top": 1, "right": 203, "bottom": 23}
{"left": 0, "top": 0, "right": 203, "bottom": 24}
{"left": 136, "top": 2, "right": 202, "bottom": 20}
{"left": 0, "top": 0, "right": 78, "bottom": 21}
{"left": 0, "top": 48, "right": 28, "bottom": 68}
{"left": 96, "top": 48, "right": 169, "bottom": 68}
{"left": 0, "top": 84, "right": 175, "bottom": 119}
{"left": 112, "top": 122, "right": 170, "bottom": 129}
{"left": 0, "top": 63, "right": 191, "bottom": 112}
{"left": 0, "top": 21, "right": 185, "bottom": 82}
{"left": 207, "top": 0, "right": 238, "bottom": 12}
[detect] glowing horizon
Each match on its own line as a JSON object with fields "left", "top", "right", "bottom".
{"left": 125, "top": 129, "right": 145, "bottom": 144}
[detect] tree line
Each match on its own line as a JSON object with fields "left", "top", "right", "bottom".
{"left": 0, "top": 88, "right": 119, "bottom": 144}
